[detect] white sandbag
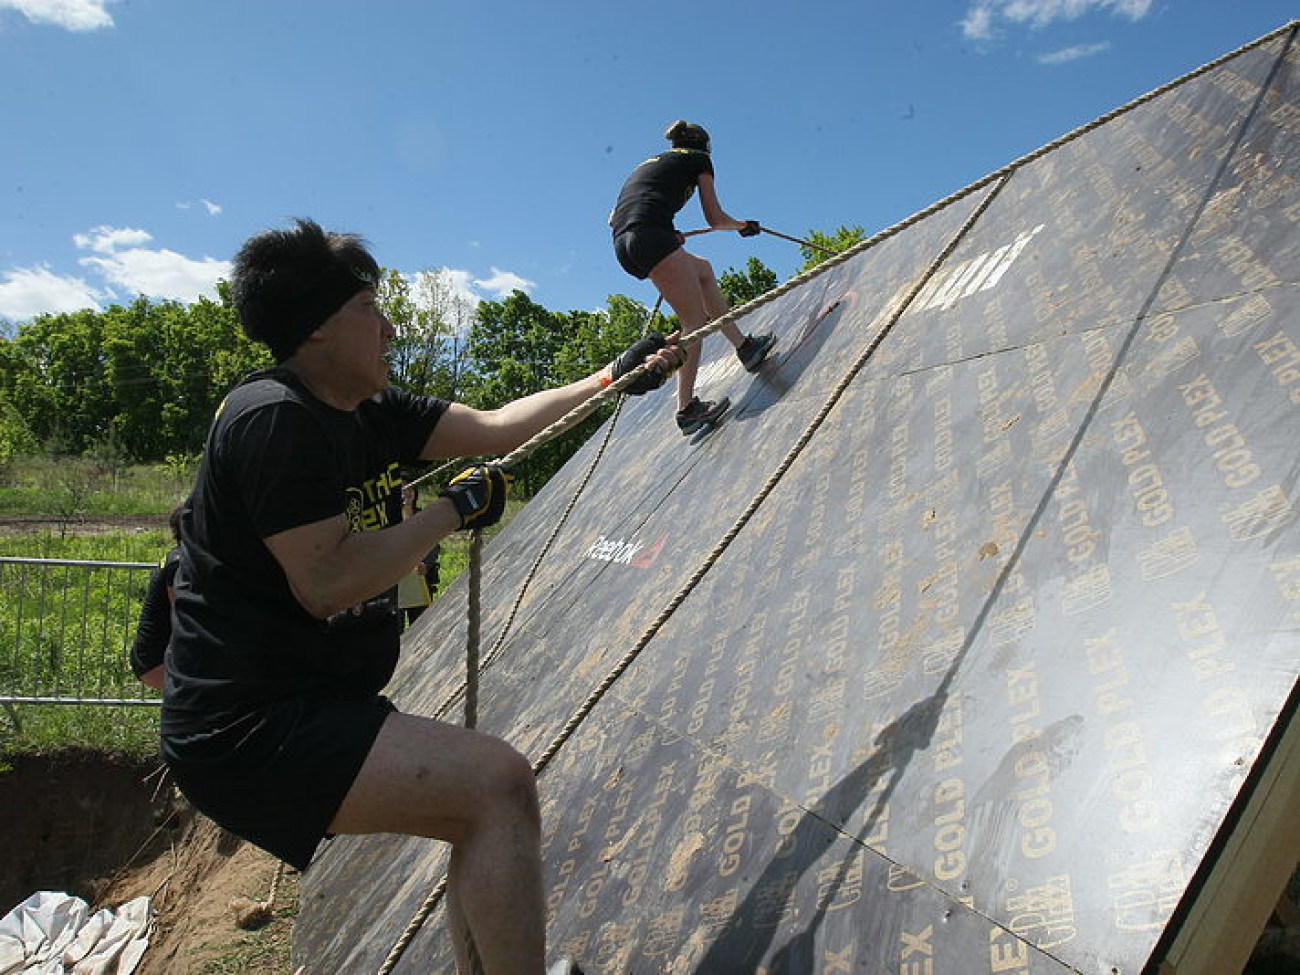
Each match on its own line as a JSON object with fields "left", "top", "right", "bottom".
{"left": 0, "top": 893, "right": 150, "bottom": 975}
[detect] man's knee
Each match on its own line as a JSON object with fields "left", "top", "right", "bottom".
{"left": 481, "top": 739, "right": 539, "bottom": 822}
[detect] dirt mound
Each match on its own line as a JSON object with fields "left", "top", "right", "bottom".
{"left": 0, "top": 750, "right": 296, "bottom": 974}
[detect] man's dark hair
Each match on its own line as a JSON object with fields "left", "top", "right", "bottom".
{"left": 231, "top": 218, "right": 381, "bottom": 362}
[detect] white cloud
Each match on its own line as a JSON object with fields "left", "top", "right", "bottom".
{"left": 1038, "top": 40, "right": 1111, "bottom": 64}
{"left": 0, "top": 227, "right": 528, "bottom": 325}
{"left": 174, "top": 199, "right": 223, "bottom": 216}
{"left": 172, "top": 198, "right": 223, "bottom": 215}
{"left": 74, "top": 226, "right": 230, "bottom": 304}
{"left": 403, "top": 265, "right": 535, "bottom": 314}
{"left": 0, "top": 0, "right": 114, "bottom": 31}
{"left": 961, "top": 0, "right": 1151, "bottom": 41}
{"left": 472, "top": 267, "right": 535, "bottom": 299}
{"left": 436, "top": 269, "right": 483, "bottom": 310}
{"left": 961, "top": 4, "right": 997, "bottom": 41}
{"left": 0, "top": 265, "right": 103, "bottom": 320}
{"left": 73, "top": 225, "right": 152, "bottom": 254}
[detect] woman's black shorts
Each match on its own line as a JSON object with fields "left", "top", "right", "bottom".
{"left": 162, "top": 695, "right": 396, "bottom": 871}
{"left": 613, "top": 224, "right": 681, "bottom": 279}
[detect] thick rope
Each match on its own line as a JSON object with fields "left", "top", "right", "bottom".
{"left": 460, "top": 22, "right": 1292, "bottom": 486}
{"left": 267, "top": 859, "right": 285, "bottom": 912}
{"left": 403, "top": 457, "right": 463, "bottom": 493}
{"left": 402, "top": 21, "right": 1291, "bottom": 504}
{"left": 378, "top": 171, "right": 1007, "bottom": 975}
{"left": 463, "top": 529, "right": 483, "bottom": 728}
{"left": 529, "top": 173, "right": 1006, "bottom": 773}
{"left": 431, "top": 396, "right": 627, "bottom": 725}
{"left": 432, "top": 299, "right": 662, "bottom": 725}
{"left": 375, "top": 25, "right": 1296, "bottom": 971}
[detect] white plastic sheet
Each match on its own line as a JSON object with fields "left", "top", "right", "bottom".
{"left": 0, "top": 892, "right": 151, "bottom": 975}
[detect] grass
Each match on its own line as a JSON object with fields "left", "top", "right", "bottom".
{"left": 1, "top": 703, "right": 160, "bottom": 756}
{"left": 191, "top": 893, "right": 298, "bottom": 975}
{"left": 0, "top": 455, "right": 193, "bottom": 520}
{"left": 0, "top": 455, "right": 519, "bottom": 760}
{"left": 0, "top": 528, "right": 173, "bottom": 563}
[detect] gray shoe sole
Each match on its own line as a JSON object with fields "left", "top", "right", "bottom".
{"left": 739, "top": 333, "right": 776, "bottom": 372}
{"left": 677, "top": 398, "right": 730, "bottom": 435}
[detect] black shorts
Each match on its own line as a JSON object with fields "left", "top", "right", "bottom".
{"left": 162, "top": 695, "right": 396, "bottom": 870}
{"left": 613, "top": 224, "right": 681, "bottom": 279}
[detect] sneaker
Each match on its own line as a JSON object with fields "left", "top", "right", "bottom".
{"left": 547, "top": 959, "right": 584, "bottom": 975}
{"left": 676, "top": 397, "right": 729, "bottom": 435}
{"left": 736, "top": 332, "right": 776, "bottom": 372}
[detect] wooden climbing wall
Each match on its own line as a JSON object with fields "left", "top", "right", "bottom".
{"left": 295, "top": 23, "right": 1300, "bottom": 975}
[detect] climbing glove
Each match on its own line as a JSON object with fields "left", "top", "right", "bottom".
{"left": 739, "top": 220, "right": 762, "bottom": 237}
{"left": 610, "top": 332, "right": 678, "bottom": 395}
{"left": 440, "top": 464, "right": 513, "bottom": 530}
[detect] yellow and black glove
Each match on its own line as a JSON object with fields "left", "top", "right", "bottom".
{"left": 440, "top": 464, "right": 513, "bottom": 530}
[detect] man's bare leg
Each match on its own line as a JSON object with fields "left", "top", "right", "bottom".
{"left": 329, "top": 712, "right": 545, "bottom": 974}
{"left": 446, "top": 871, "right": 480, "bottom": 975}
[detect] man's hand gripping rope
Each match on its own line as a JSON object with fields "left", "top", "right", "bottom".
{"left": 440, "top": 464, "right": 514, "bottom": 530}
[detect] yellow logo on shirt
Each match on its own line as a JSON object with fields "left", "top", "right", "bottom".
{"left": 344, "top": 462, "right": 403, "bottom": 533}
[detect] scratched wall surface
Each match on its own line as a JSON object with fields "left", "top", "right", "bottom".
{"left": 295, "top": 26, "right": 1300, "bottom": 975}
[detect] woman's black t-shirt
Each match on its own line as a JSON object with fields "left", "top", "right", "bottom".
{"left": 609, "top": 147, "right": 714, "bottom": 235}
{"left": 163, "top": 368, "right": 448, "bottom": 734}
{"left": 129, "top": 547, "right": 180, "bottom": 678}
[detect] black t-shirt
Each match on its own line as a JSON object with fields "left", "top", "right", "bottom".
{"left": 130, "top": 547, "right": 180, "bottom": 678}
{"left": 609, "top": 148, "right": 714, "bottom": 235}
{"left": 162, "top": 368, "right": 448, "bottom": 734}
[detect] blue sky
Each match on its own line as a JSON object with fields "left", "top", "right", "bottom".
{"left": 0, "top": 0, "right": 1295, "bottom": 328}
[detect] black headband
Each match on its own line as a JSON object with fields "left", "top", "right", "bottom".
{"left": 267, "top": 259, "right": 378, "bottom": 361}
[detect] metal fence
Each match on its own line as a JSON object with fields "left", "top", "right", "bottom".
{"left": 0, "top": 556, "right": 162, "bottom": 706}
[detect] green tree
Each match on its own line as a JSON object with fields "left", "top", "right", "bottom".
{"left": 552, "top": 294, "right": 654, "bottom": 382}
{"left": 0, "top": 391, "right": 36, "bottom": 474}
{"left": 96, "top": 291, "right": 268, "bottom": 459}
{"left": 157, "top": 289, "right": 269, "bottom": 455}
{"left": 719, "top": 257, "right": 779, "bottom": 308}
{"left": 5, "top": 308, "right": 115, "bottom": 454}
{"left": 463, "top": 290, "right": 566, "bottom": 409}
{"left": 460, "top": 291, "right": 573, "bottom": 494}
{"left": 102, "top": 297, "right": 171, "bottom": 459}
{"left": 798, "top": 225, "right": 867, "bottom": 272}
{"left": 379, "top": 267, "right": 472, "bottom": 402}
{"left": 0, "top": 288, "right": 267, "bottom": 463}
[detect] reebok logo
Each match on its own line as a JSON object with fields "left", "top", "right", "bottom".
{"left": 583, "top": 534, "right": 666, "bottom": 569}
{"left": 909, "top": 223, "right": 1045, "bottom": 313}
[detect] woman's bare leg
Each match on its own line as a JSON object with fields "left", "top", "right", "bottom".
{"left": 649, "top": 248, "right": 743, "bottom": 410}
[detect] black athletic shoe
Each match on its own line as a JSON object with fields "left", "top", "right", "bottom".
{"left": 737, "top": 332, "right": 776, "bottom": 372}
{"left": 676, "top": 397, "right": 728, "bottom": 435}
{"left": 547, "top": 959, "right": 584, "bottom": 975}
